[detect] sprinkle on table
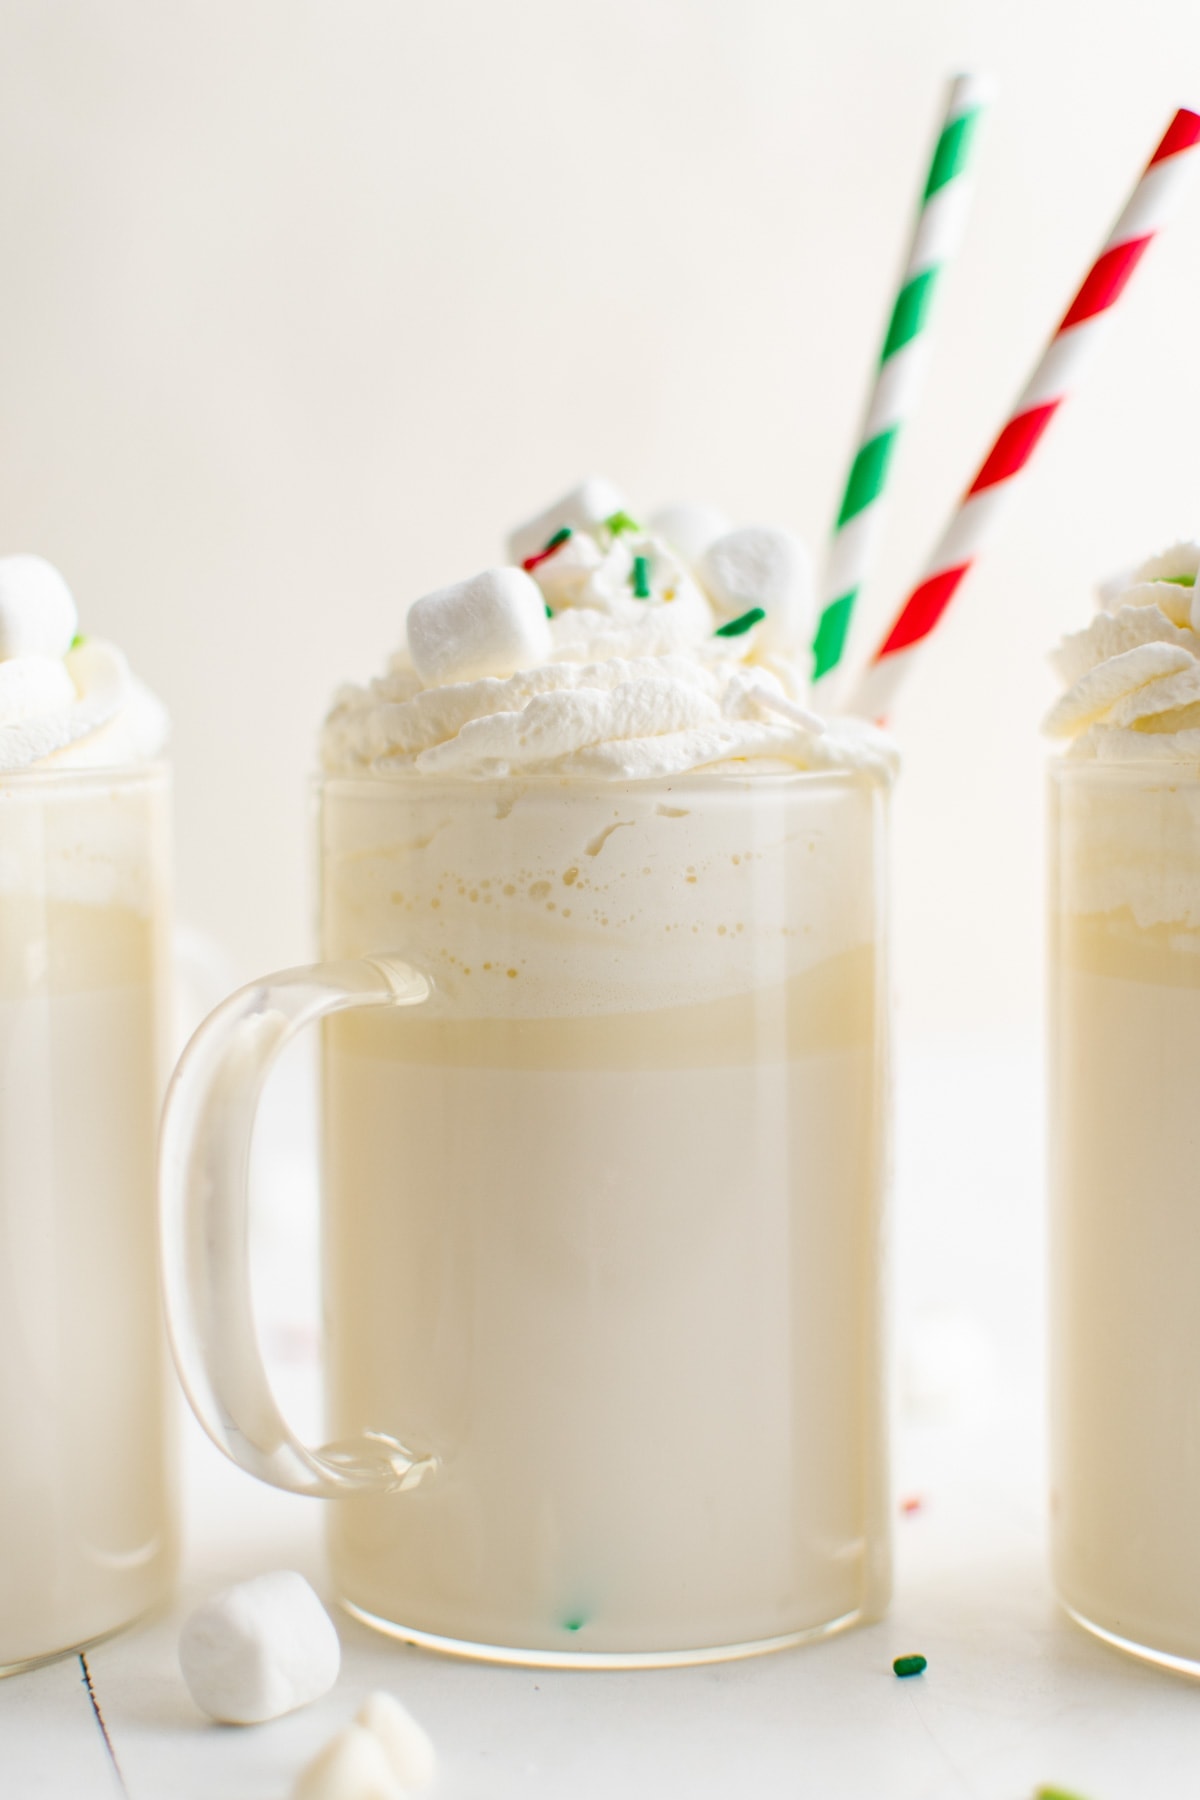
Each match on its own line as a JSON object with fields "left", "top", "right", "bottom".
{"left": 892, "top": 1654, "right": 927, "bottom": 1678}
{"left": 900, "top": 1495, "right": 923, "bottom": 1515}
{"left": 605, "top": 509, "right": 641, "bottom": 536}
{"left": 522, "top": 525, "right": 573, "bottom": 572}
{"left": 632, "top": 555, "right": 652, "bottom": 599}
{"left": 1035, "top": 1789, "right": 1091, "bottom": 1800}
{"left": 714, "top": 606, "right": 766, "bottom": 638}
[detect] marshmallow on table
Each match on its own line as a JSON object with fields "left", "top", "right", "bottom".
{"left": 646, "top": 502, "right": 731, "bottom": 568}
{"left": 0, "top": 555, "right": 78, "bottom": 661}
{"left": 179, "top": 1570, "right": 341, "bottom": 1725}
{"left": 698, "top": 526, "right": 813, "bottom": 655}
{"left": 292, "top": 1725, "right": 402, "bottom": 1800}
{"left": 356, "top": 1691, "right": 437, "bottom": 1790}
{"left": 292, "top": 1693, "right": 437, "bottom": 1799}
{"left": 406, "top": 567, "right": 552, "bottom": 687}
{"left": 508, "top": 476, "right": 628, "bottom": 566}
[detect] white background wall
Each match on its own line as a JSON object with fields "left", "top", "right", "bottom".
{"left": 2, "top": 0, "right": 1199, "bottom": 1036}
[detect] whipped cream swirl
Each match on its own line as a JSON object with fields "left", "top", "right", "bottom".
{"left": 0, "top": 555, "right": 168, "bottom": 774}
{"left": 323, "top": 484, "right": 897, "bottom": 784}
{"left": 1046, "top": 540, "right": 1200, "bottom": 761}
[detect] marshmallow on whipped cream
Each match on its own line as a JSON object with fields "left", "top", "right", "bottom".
{"left": 323, "top": 479, "right": 896, "bottom": 783}
{"left": 1046, "top": 540, "right": 1200, "bottom": 761}
{"left": 0, "top": 555, "right": 168, "bottom": 774}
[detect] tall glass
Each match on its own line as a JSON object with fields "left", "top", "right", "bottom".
{"left": 0, "top": 765, "right": 176, "bottom": 1673}
{"left": 1049, "top": 759, "right": 1200, "bottom": 1674}
{"left": 161, "top": 768, "right": 892, "bottom": 1667}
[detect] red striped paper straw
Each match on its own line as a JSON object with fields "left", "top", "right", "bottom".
{"left": 845, "top": 106, "right": 1200, "bottom": 723}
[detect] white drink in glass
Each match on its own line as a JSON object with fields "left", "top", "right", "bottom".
{"left": 1044, "top": 531, "right": 1200, "bottom": 1673}
{"left": 318, "top": 770, "right": 890, "bottom": 1660}
{"left": 1050, "top": 760, "right": 1200, "bottom": 1672}
{"left": 0, "top": 767, "right": 175, "bottom": 1672}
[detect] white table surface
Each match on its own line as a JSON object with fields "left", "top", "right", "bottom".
{"left": 4, "top": 1036, "right": 1198, "bottom": 1800}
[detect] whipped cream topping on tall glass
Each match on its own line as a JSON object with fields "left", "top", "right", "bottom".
{"left": 1045, "top": 538, "right": 1200, "bottom": 765}
{"left": 323, "top": 480, "right": 896, "bottom": 785}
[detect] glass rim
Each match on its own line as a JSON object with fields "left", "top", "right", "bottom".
{"left": 316, "top": 764, "right": 888, "bottom": 799}
{"left": 0, "top": 758, "right": 170, "bottom": 796}
{"left": 1048, "top": 755, "right": 1200, "bottom": 788}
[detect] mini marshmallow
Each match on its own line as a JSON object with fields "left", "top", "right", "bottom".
{"left": 0, "top": 555, "right": 78, "bottom": 662}
{"left": 527, "top": 528, "right": 606, "bottom": 608}
{"left": 0, "top": 654, "right": 76, "bottom": 725}
{"left": 646, "top": 502, "right": 731, "bottom": 568}
{"left": 179, "top": 1570, "right": 341, "bottom": 1725}
{"left": 356, "top": 1692, "right": 437, "bottom": 1790}
{"left": 406, "top": 567, "right": 552, "bottom": 687}
{"left": 697, "top": 527, "right": 812, "bottom": 655}
{"left": 508, "top": 477, "right": 628, "bottom": 566}
{"left": 292, "top": 1725, "right": 402, "bottom": 1800}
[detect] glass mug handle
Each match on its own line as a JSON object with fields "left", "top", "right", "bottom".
{"left": 159, "top": 953, "right": 436, "bottom": 1498}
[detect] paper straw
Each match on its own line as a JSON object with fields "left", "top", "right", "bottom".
{"left": 812, "top": 73, "right": 991, "bottom": 688}
{"left": 844, "top": 105, "right": 1200, "bottom": 723}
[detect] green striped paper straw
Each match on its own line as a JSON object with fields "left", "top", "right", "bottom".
{"left": 812, "top": 72, "right": 991, "bottom": 685}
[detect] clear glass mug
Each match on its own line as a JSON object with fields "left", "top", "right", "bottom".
{"left": 0, "top": 765, "right": 176, "bottom": 1674}
{"left": 161, "top": 768, "right": 892, "bottom": 1668}
{"left": 1049, "top": 759, "right": 1200, "bottom": 1675}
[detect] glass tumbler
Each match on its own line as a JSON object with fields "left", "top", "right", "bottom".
{"left": 161, "top": 768, "right": 892, "bottom": 1667}
{"left": 1050, "top": 759, "right": 1200, "bottom": 1674}
{"left": 0, "top": 764, "right": 176, "bottom": 1674}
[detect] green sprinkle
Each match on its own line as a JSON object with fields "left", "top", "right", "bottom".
{"left": 605, "top": 509, "right": 641, "bottom": 536}
{"left": 69, "top": 632, "right": 85, "bottom": 650}
{"left": 563, "top": 1616, "right": 585, "bottom": 1632}
{"left": 544, "top": 602, "right": 553, "bottom": 618}
{"left": 632, "top": 554, "right": 652, "bottom": 599}
{"left": 1161, "top": 573, "right": 1196, "bottom": 587}
{"left": 714, "top": 607, "right": 766, "bottom": 639}
{"left": 1034, "top": 1789, "right": 1090, "bottom": 1800}
{"left": 892, "top": 1654, "right": 927, "bottom": 1678}
{"left": 544, "top": 525, "right": 572, "bottom": 552}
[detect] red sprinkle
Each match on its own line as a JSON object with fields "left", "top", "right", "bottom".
{"left": 900, "top": 1495, "right": 923, "bottom": 1515}
{"left": 522, "top": 526, "right": 573, "bottom": 572}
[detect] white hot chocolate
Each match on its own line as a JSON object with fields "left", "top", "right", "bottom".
{"left": 0, "top": 557, "right": 173, "bottom": 1672}
{"left": 1048, "top": 539, "right": 1200, "bottom": 1670}
{"left": 317, "top": 484, "right": 895, "bottom": 1661}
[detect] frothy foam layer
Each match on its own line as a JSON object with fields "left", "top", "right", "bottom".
{"left": 321, "top": 772, "right": 884, "bottom": 1019}
{"left": 1053, "top": 765, "right": 1200, "bottom": 938}
{"left": 322, "top": 483, "right": 897, "bottom": 784}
